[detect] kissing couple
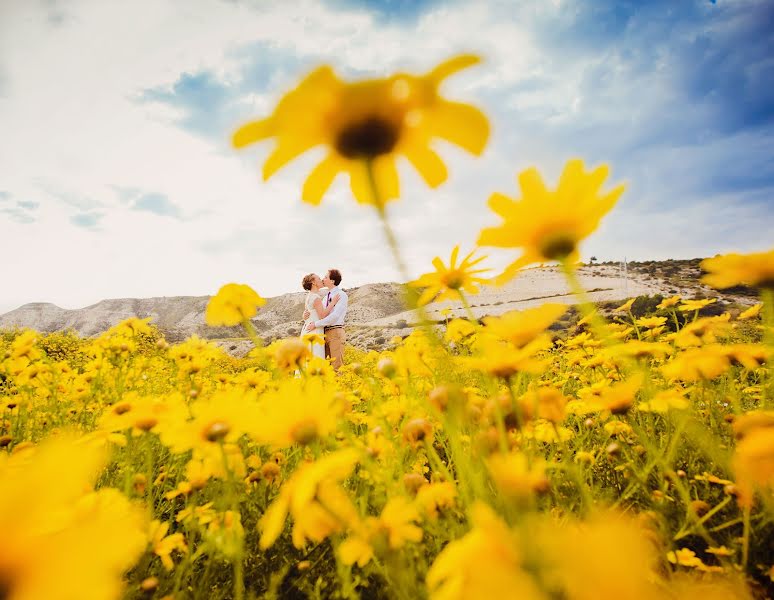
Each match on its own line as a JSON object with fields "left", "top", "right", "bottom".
{"left": 300, "top": 268, "right": 348, "bottom": 370}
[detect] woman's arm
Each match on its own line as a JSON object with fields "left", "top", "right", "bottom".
{"left": 314, "top": 295, "right": 339, "bottom": 318}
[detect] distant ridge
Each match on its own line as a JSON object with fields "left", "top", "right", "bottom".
{"left": 0, "top": 262, "right": 750, "bottom": 352}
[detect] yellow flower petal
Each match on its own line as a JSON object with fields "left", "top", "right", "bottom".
{"left": 263, "top": 139, "right": 316, "bottom": 181}
{"left": 232, "top": 118, "right": 273, "bottom": 149}
{"left": 428, "top": 100, "right": 489, "bottom": 155}
{"left": 403, "top": 143, "right": 448, "bottom": 187}
{"left": 302, "top": 154, "right": 343, "bottom": 205}
{"left": 428, "top": 54, "right": 481, "bottom": 84}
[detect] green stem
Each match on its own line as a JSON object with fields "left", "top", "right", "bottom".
{"left": 457, "top": 291, "right": 478, "bottom": 323}
{"left": 741, "top": 503, "right": 751, "bottom": 569}
{"left": 242, "top": 319, "right": 263, "bottom": 350}
{"left": 423, "top": 438, "right": 456, "bottom": 485}
{"left": 219, "top": 442, "right": 244, "bottom": 600}
{"left": 560, "top": 260, "right": 613, "bottom": 346}
{"left": 365, "top": 159, "right": 442, "bottom": 345}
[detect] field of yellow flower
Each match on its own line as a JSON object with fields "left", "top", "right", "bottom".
{"left": 2, "top": 55, "right": 774, "bottom": 600}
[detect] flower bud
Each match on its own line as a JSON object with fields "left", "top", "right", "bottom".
{"left": 377, "top": 357, "right": 396, "bottom": 378}
{"left": 403, "top": 472, "right": 428, "bottom": 495}
{"left": 403, "top": 418, "right": 432, "bottom": 445}
{"left": 204, "top": 421, "right": 230, "bottom": 442}
{"left": 140, "top": 577, "right": 159, "bottom": 593}
{"left": 689, "top": 500, "right": 710, "bottom": 517}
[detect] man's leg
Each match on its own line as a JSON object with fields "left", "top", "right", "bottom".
{"left": 324, "top": 332, "right": 331, "bottom": 360}
{"left": 328, "top": 328, "right": 345, "bottom": 371}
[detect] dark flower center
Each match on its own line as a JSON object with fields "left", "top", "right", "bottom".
{"left": 0, "top": 572, "right": 12, "bottom": 600}
{"left": 335, "top": 117, "right": 399, "bottom": 159}
{"left": 540, "top": 234, "right": 576, "bottom": 261}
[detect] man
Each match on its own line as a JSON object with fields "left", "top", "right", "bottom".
{"left": 305, "top": 268, "right": 348, "bottom": 370}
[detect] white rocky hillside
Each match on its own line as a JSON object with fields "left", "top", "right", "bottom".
{"left": 0, "top": 262, "right": 751, "bottom": 354}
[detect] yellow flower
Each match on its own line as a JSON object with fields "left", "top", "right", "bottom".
{"left": 205, "top": 283, "right": 265, "bottom": 327}
{"left": 678, "top": 298, "right": 717, "bottom": 312}
{"left": 478, "top": 159, "right": 624, "bottom": 284}
{"left": 273, "top": 337, "right": 312, "bottom": 371}
{"left": 98, "top": 392, "right": 188, "bottom": 435}
{"left": 158, "top": 389, "right": 262, "bottom": 454}
{"left": 635, "top": 316, "right": 667, "bottom": 329}
{"left": 410, "top": 246, "right": 491, "bottom": 306}
{"left": 233, "top": 55, "right": 489, "bottom": 206}
{"left": 302, "top": 332, "right": 326, "bottom": 347}
{"left": 259, "top": 449, "right": 359, "bottom": 549}
{"left": 444, "top": 318, "right": 477, "bottom": 344}
{"left": 638, "top": 389, "right": 689, "bottom": 413}
{"left": 427, "top": 502, "right": 542, "bottom": 600}
{"left": 661, "top": 346, "right": 731, "bottom": 381}
{"left": 339, "top": 497, "right": 423, "bottom": 566}
{"left": 733, "top": 415, "right": 774, "bottom": 507}
{"left": 518, "top": 386, "right": 568, "bottom": 423}
{"left": 254, "top": 378, "right": 340, "bottom": 447}
{"left": 466, "top": 335, "right": 551, "bottom": 379}
{"left": 723, "top": 343, "right": 769, "bottom": 369}
{"left": 541, "top": 512, "right": 661, "bottom": 600}
{"left": 380, "top": 497, "right": 423, "bottom": 549}
{"left": 615, "top": 298, "right": 635, "bottom": 313}
{"left": 657, "top": 295, "right": 682, "bottom": 309}
{"left": 607, "top": 340, "right": 672, "bottom": 360}
{"left": 482, "top": 303, "right": 566, "bottom": 348}
{"left": 0, "top": 436, "right": 147, "bottom": 600}
{"left": 589, "top": 374, "right": 643, "bottom": 414}
{"left": 701, "top": 248, "right": 774, "bottom": 289}
{"left": 674, "top": 313, "right": 731, "bottom": 348}
{"left": 668, "top": 572, "right": 752, "bottom": 600}
{"left": 148, "top": 520, "right": 187, "bottom": 571}
{"left": 667, "top": 548, "right": 706, "bottom": 569}
{"left": 737, "top": 303, "right": 762, "bottom": 320}
{"left": 339, "top": 534, "right": 375, "bottom": 568}
{"left": 486, "top": 452, "right": 549, "bottom": 501}
{"left": 204, "top": 510, "right": 244, "bottom": 559}
{"left": 415, "top": 482, "right": 457, "bottom": 520}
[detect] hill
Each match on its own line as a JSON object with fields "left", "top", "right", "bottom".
{"left": 0, "top": 260, "right": 754, "bottom": 354}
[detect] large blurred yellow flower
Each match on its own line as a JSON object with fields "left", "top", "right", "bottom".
{"left": 259, "top": 449, "right": 359, "bottom": 549}
{"left": 253, "top": 378, "right": 341, "bottom": 447}
{"left": 426, "top": 502, "right": 543, "bottom": 600}
{"left": 466, "top": 335, "right": 551, "bottom": 379}
{"left": 701, "top": 248, "right": 774, "bottom": 290}
{"left": 478, "top": 160, "right": 624, "bottom": 284}
{"left": 482, "top": 303, "right": 566, "bottom": 348}
{"left": 158, "top": 389, "right": 262, "bottom": 454}
{"left": 206, "top": 283, "right": 265, "bottom": 327}
{"left": 410, "top": 245, "right": 491, "bottom": 306}
{"left": 733, "top": 412, "right": 774, "bottom": 507}
{"left": 233, "top": 55, "right": 489, "bottom": 206}
{"left": 486, "top": 452, "right": 549, "bottom": 501}
{"left": 0, "top": 437, "right": 146, "bottom": 600}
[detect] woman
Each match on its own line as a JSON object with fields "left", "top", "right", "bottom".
{"left": 300, "top": 273, "right": 339, "bottom": 359}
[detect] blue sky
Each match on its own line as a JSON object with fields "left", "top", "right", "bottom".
{"left": 0, "top": 0, "right": 772, "bottom": 312}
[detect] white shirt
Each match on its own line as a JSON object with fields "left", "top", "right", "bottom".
{"left": 315, "top": 286, "right": 348, "bottom": 328}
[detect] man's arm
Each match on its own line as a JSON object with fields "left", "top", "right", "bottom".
{"left": 315, "top": 292, "right": 347, "bottom": 327}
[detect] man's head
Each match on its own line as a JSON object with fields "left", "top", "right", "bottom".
{"left": 324, "top": 269, "right": 342, "bottom": 289}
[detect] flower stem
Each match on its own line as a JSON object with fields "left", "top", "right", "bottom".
{"left": 457, "top": 290, "right": 478, "bottom": 323}
{"left": 365, "top": 159, "right": 410, "bottom": 284}
{"left": 560, "top": 260, "right": 613, "bottom": 346}
{"left": 365, "top": 158, "right": 442, "bottom": 343}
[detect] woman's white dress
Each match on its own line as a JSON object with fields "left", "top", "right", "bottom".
{"left": 302, "top": 290, "right": 326, "bottom": 359}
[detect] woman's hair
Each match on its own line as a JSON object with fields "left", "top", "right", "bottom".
{"left": 327, "top": 269, "right": 342, "bottom": 286}
{"left": 301, "top": 273, "right": 316, "bottom": 291}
